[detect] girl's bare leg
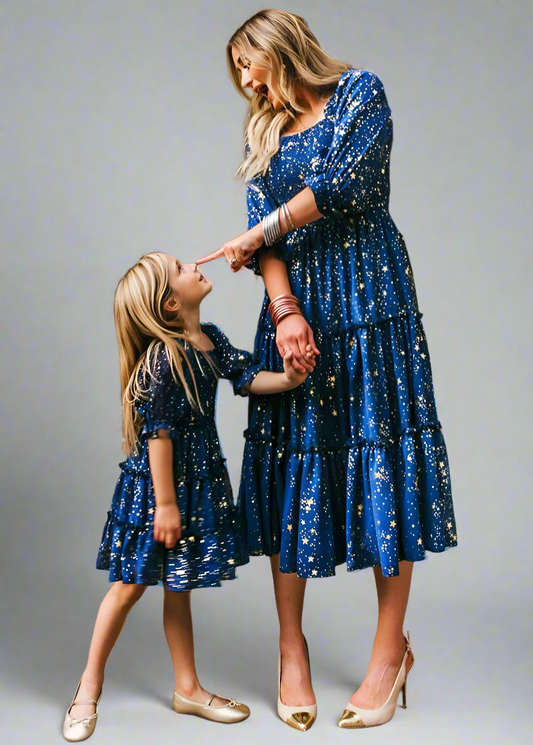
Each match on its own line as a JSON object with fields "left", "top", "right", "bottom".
{"left": 270, "top": 554, "right": 315, "bottom": 706}
{"left": 349, "top": 560, "right": 415, "bottom": 709}
{"left": 163, "top": 587, "right": 225, "bottom": 704}
{"left": 69, "top": 582, "right": 147, "bottom": 719}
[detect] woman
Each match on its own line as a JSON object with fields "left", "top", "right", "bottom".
{"left": 198, "top": 8, "right": 457, "bottom": 731}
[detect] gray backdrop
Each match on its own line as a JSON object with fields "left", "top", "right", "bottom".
{"left": 1, "top": 1, "right": 532, "bottom": 743}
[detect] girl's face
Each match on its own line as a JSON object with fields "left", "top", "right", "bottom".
{"left": 231, "top": 46, "right": 284, "bottom": 110}
{"left": 167, "top": 257, "right": 212, "bottom": 311}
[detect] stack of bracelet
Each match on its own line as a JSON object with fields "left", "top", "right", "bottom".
{"left": 268, "top": 293, "right": 303, "bottom": 328}
{"left": 262, "top": 202, "right": 296, "bottom": 246}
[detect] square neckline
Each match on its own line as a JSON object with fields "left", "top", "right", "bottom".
{"left": 280, "top": 69, "right": 352, "bottom": 140}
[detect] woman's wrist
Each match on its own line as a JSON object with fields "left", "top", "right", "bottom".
{"left": 154, "top": 494, "right": 178, "bottom": 508}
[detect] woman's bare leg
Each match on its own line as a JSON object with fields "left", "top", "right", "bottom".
{"left": 270, "top": 554, "right": 316, "bottom": 706}
{"left": 349, "top": 560, "right": 414, "bottom": 708}
{"left": 163, "top": 587, "right": 225, "bottom": 705}
{"left": 69, "top": 582, "right": 147, "bottom": 719}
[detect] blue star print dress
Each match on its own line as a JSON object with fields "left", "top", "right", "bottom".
{"left": 238, "top": 69, "right": 458, "bottom": 578}
{"left": 96, "top": 323, "right": 263, "bottom": 591}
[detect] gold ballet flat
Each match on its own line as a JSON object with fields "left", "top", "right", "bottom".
{"left": 338, "top": 631, "right": 415, "bottom": 728}
{"left": 62, "top": 680, "right": 102, "bottom": 742}
{"left": 172, "top": 690, "right": 250, "bottom": 723}
{"left": 277, "top": 637, "right": 317, "bottom": 731}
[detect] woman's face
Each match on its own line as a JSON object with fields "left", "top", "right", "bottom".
{"left": 231, "top": 46, "right": 284, "bottom": 110}
{"left": 167, "top": 257, "right": 212, "bottom": 310}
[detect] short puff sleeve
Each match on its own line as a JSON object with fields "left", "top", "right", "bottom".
{"left": 206, "top": 323, "right": 264, "bottom": 396}
{"left": 136, "top": 345, "right": 187, "bottom": 439}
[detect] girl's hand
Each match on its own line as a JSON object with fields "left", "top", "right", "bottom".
{"left": 153, "top": 502, "right": 182, "bottom": 548}
{"left": 277, "top": 314, "right": 320, "bottom": 373}
{"left": 282, "top": 350, "right": 309, "bottom": 387}
{"left": 196, "top": 223, "right": 264, "bottom": 272}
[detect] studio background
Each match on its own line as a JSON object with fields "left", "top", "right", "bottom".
{"left": 1, "top": 1, "right": 531, "bottom": 743}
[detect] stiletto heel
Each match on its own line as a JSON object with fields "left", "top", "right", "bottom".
{"left": 277, "top": 636, "right": 317, "bottom": 731}
{"left": 338, "top": 631, "right": 414, "bottom": 728}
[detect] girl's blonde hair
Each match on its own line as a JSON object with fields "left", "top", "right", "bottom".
{"left": 114, "top": 252, "right": 217, "bottom": 455}
{"left": 227, "top": 9, "right": 351, "bottom": 181}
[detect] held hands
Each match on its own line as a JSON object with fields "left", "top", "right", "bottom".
{"left": 277, "top": 314, "right": 320, "bottom": 374}
{"left": 153, "top": 502, "right": 182, "bottom": 548}
{"left": 196, "top": 223, "right": 264, "bottom": 272}
{"left": 282, "top": 349, "right": 309, "bottom": 388}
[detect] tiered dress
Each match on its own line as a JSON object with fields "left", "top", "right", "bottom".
{"left": 238, "top": 69, "right": 457, "bottom": 578}
{"left": 97, "top": 323, "right": 263, "bottom": 591}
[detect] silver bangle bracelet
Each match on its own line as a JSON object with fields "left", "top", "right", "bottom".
{"left": 281, "top": 202, "right": 296, "bottom": 232}
{"left": 263, "top": 207, "right": 282, "bottom": 246}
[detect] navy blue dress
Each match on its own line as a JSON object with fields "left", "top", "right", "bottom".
{"left": 238, "top": 69, "right": 458, "bottom": 578}
{"left": 97, "top": 323, "right": 263, "bottom": 591}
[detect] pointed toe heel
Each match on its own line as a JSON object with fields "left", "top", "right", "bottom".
{"left": 277, "top": 637, "right": 317, "bottom": 731}
{"left": 337, "top": 631, "right": 414, "bottom": 729}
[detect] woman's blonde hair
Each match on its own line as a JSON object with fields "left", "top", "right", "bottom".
{"left": 114, "top": 252, "right": 217, "bottom": 455}
{"left": 227, "top": 9, "right": 351, "bottom": 181}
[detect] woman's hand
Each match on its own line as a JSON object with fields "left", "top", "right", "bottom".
{"left": 197, "top": 223, "right": 264, "bottom": 272}
{"left": 277, "top": 314, "right": 320, "bottom": 373}
{"left": 153, "top": 502, "right": 182, "bottom": 548}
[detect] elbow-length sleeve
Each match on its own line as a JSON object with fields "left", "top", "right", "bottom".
{"left": 304, "top": 70, "right": 393, "bottom": 217}
{"left": 136, "top": 345, "right": 187, "bottom": 439}
{"left": 207, "top": 323, "right": 264, "bottom": 396}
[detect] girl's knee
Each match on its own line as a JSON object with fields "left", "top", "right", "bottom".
{"left": 112, "top": 582, "right": 147, "bottom": 607}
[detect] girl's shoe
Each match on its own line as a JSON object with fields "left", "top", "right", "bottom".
{"left": 277, "top": 637, "right": 317, "bottom": 731}
{"left": 338, "top": 631, "right": 414, "bottom": 728}
{"left": 62, "top": 680, "right": 102, "bottom": 742}
{"left": 172, "top": 690, "right": 250, "bottom": 723}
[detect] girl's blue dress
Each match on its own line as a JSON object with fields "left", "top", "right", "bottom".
{"left": 239, "top": 69, "right": 458, "bottom": 578}
{"left": 96, "top": 323, "right": 263, "bottom": 591}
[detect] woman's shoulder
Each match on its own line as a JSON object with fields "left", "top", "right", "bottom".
{"left": 331, "top": 68, "right": 386, "bottom": 108}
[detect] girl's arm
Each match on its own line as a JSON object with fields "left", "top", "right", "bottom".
{"left": 148, "top": 433, "right": 182, "bottom": 547}
{"left": 242, "top": 350, "right": 309, "bottom": 395}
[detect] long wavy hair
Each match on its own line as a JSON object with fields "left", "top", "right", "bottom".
{"left": 114, "top": 252, "right": 217, "bottom": 455}
{"left": 227, "top": 9, "right": 351, "bottom": 181}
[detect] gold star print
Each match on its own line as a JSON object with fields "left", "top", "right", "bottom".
{"left": 302, "top": 537, "right": 309, "bottom": 545}
{"left": 301, "top": 519, "right": 305, "bottom": 526}
{"left": 414, "top": 344, "right": 420, "bottom": 351}
{"left": 397, "top": 378, "right": 402, "bottom": 384}
{"left": 439, "top": 461, "right": 445, "bottom": 469}
{"left": 333, "top": 410, "right": 338, "bottom": 416}
{"left": 421, "top": 353, "right": 426, "bottom": 359}
{"left": 357, "top": 504, "right": 363, "bottom": 511}
{"left": 417, "top": 538, "right": 423, "bottom": 545}
{"left": 310, "top": 528, "right": 317, "bottom": 535}
{"left": 261, "top": 428, "right": 265, "bottom": 435}
{"left": 453, "top": 535, "right": 457, "bottom": 541}
{"left": 308, "top": 556, "right": 314, "bottom": 562}
{"left": 312, "top": 569, "right": 318, "bottom": 576}
{"left": 373, "top": 370, "right": 379, "bottom": 377}
{"left": 390, "top": 520, "right": 396, "bottom": 527}
{"left": 447, "top": 521, "right": 452, "bottom": 529}
{"left": 116, "top": 539, "right": 122, "bottom": 547}
{"left": 227, "top": 558, "right": 235, "bottom": 565}
{"left": 358, "top": 282, "right": 365, "bottom": 289}
{"left": 148, "top": 507, "right": 155, "bottom": 515}
{"left": 344, "top": 241, "right": 350, "bottom": 249}
{"left": 287, "top": 524, "right": 292, "bottom": 531}
{"left": 386, "top": 534, "right": 391, "bottom": 540}
{"left": 350, "top": 172, "right": 356, "bottom": 179}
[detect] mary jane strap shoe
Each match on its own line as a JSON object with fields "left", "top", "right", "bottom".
{"left": 62, "top": 681, "right": 102, "bottom": 742}
{"left": 172, "top": 690, "right": 250, "bottom": 723}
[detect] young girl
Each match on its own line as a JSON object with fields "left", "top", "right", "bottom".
{"left": 62, "top": 252, "right": 309, "bottom": 741}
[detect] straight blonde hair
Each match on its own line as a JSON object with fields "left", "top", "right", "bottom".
{"left": 114, "top": 252, "right": 217, "bottom": 455}
{"left": 227, "top": 9, "right": 351, "bottom": 181}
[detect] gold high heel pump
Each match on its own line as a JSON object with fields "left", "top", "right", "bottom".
{"left": 62, "top": 680, "right": 102, "bottom": 742}
{"left": 172, "top": 690, "right": 250, "bottom": 723}
{"left": 338, "top": 631, "right": 414, "bottom": 729}
{"left": 277, "top": 637, "right": 317, "bottom": 731}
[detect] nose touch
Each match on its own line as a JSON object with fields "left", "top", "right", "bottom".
{"left": 182, "top": 262, "right": 198, "bottom": 272}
